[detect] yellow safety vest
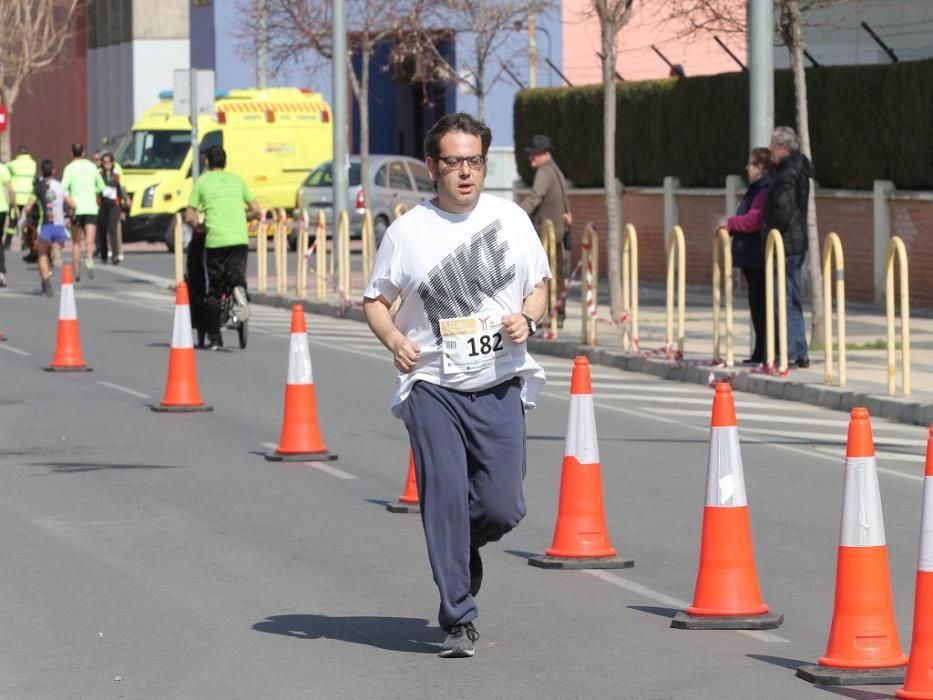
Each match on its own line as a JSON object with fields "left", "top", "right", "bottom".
{"left": 9, "top": 154, "right": 37, "bottom": 206}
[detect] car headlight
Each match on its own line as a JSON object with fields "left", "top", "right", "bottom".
{"left": 141, "top": 185, "right": 157, "bottom": 208}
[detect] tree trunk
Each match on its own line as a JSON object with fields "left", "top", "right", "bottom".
{"left": 785, "top": 0, "right": 825, "bottom": 345}
{"left": 0, "top": 125, "right": 10, "bottom": 163}
{"left": 603, "top": 28, "right": 622, "bottom": 320}
{"left": 475, "top": 62, "right": 485, "bottom": 121}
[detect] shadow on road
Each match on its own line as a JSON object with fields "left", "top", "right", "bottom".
{"left": 29, "top": 461, "right": 183, "bottom": 474}
{"left": 747, "top": 653, "right": 810, "bottom": 670}
{"left": 628, "top": 605, "right": 678, "bottom": 619}
{"left": 252, "top": 614, "right": 440, "bottom": 654}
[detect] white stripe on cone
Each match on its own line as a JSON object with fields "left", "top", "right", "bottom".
{"left": 171, "top": 303, "right": 194, "bottom": 349}
{"left": 705, "top": 426, "right": 748, "bottom": 507}
{"left": 59, "top": 283, "right": 77, "bottom": 320}
{"left": 564, "top": 393, "right": 599, "bottom": 464}
{"left": 919, "top": 476, "right": 933, "bottom": 572}
{"left": 286, "top": 332, "right": 313, "bottom": 385}
{"left": 840, "top": 456, "right": 886, "bottom": 547}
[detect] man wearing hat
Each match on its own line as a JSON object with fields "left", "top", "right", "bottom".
{"left": 521, "top": 134, "right": 572, "bottom": 327}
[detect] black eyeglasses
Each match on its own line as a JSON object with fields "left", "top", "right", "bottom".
{"left": 436, "top": 154, "right": 486, "bottom": 170}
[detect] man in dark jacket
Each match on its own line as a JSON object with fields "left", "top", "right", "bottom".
{"left": 521, "top": 135, "right": 572, "bottom": 327}
{"left": 761, "top": 126, "right": 814, "bottom": 368}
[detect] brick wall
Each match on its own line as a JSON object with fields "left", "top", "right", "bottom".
{"left": 566, "top": 188, "right": 933, "bottom": 307}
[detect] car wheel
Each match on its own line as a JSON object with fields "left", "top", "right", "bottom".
{"left": 374, "top": 216, "right": 389, "bottom": 247}
{"left": 165, "top": 218, "right": 192, "bottom": 253}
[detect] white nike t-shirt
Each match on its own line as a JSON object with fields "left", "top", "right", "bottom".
{"left": 364, "top": 193, "right": 552, "bottom": 417}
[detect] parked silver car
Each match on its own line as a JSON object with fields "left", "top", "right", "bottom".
{"left": 295, "top": 154, "right": 434, "bottom": 248}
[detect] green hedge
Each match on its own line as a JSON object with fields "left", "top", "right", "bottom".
{"left": 514, "top": 58, "right": 933, "bottom": 190}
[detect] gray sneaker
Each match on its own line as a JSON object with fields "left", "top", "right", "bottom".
{"left": 439, "top": 622, "right": 478, "bottom": 658}
{"left": 41, "top": 278, "right": 53, "bottom": 297}
{"left": 232, "top": 286, "right": 250, "bottom": 322}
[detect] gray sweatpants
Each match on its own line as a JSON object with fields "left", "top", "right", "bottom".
{"left": 402, "top": 378, "right": 528, "bottom": 631}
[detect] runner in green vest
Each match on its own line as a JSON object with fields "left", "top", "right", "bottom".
{"left": 61, "top": 143, "right": 104, "bottom": 281}
{"left": 9, "top": 147, "right": 37, "bottom": 261}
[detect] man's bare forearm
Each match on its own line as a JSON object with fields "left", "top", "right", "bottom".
{"left": 363, "top": 297, "right": 404, "bottom": 352}
{"left": 522, "top": 281, "right": 548, "bottom": 322}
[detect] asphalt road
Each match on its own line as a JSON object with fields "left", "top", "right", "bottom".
{"left": 1, "top": 249, "right": 930, "bottom": 699}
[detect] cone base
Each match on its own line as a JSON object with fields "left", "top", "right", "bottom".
{"left": 45, "top": 365, "right": 92, "bottom": 372}
{"left": 671, "top": 610, "right": 783, "bottom": 630}
{"left": 266, "top": 450, "right": 338, "bottom": 462}
{"left": 386, "top": 501, "right": 420, "bottom": 514}
{"left": 527, "top": 554, "right": 634, "bottom": 570}
{"left": 797, "top": 663, "right": 906, "bottom": 686}
{"left": 150, "top": 403, "right": 213, "bottom": 413}
{"left": 897, "top": 689, "right": 933, "bottom": 699}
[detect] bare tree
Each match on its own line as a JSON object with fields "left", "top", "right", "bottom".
{"left": 0, "top": 0, "right": 82, "bottom": 161}
{"left": 237, "top": 0, "right": 426, "bottom": 212}
{"left": 400, "top": 0, "right": 555, "bottom": 120}
{"left": 590, "top": 0, "right": 634, "bottom": 321}
{"left": 659, "top": 0, "right": 851, "bottom": 347}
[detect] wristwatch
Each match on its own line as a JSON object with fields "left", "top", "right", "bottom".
{"left": 522, "top": 313, "right": 537, "bottom": 337}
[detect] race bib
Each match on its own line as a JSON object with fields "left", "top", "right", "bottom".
{"left": 102, "top": 186, "right": 117, "bottom": 200}
{"left": 440, "top": 313, "right": 512, "bottom": 374}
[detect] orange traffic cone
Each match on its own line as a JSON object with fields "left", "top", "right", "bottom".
{"left": 266, "top": 305, "right": 337, "bottom": 462}
{"left": 46, "top": 265, "right": 91, "bottom": 372}
{"left": 151, "top": 283, "right": 212, "bottom": 413}
{"left": 798, "top": 407, "right": 907, "bottom": 686}
{"left": 897, "top": 427, "right": 933, "bottom": 699}
{"left": 386, "top": 450, "right": 420, "bottom": 514}
{"left": 529, "top": 356, "right": 632, "bottom": 570}
{"left": 672, "top": 383, "right": 782, "bottom": 630}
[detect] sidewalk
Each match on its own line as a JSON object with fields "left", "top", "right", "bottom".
{"left": 248, "top": 265, "right": 933, "bottom": 428}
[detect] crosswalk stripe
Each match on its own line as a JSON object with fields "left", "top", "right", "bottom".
{"left": 643, "top": 408, "right": 850, "bottom": 427}
{"left": 741, "top": 426, "right": 927, "bottom": 448}
{"left": 589, "top": 394, "right": 815, "bottom": 411}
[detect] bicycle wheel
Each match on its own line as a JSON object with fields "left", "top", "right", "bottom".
{"left": 238, "top": 320, "right": 248, "bottom": 349}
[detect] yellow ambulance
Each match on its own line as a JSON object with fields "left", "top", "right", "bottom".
{"left": 114, "top": 87, "right": 332, "bottom": 250}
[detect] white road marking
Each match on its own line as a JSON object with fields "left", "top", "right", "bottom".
{"left": 308, "top": 462, "right": 356, "bottom": 480}
{"left": 539, "top": 391, "right": 926, "bottom": 482}
{"left": 0, "top": 343, "right": 30, "bottom": 356}
{"left": 97, "top": 381, "right": 152, "bottom": 399}
{"left": 645, "top": 408, "right": 851, "bottom": 428}
{"left": 742, "top": 426, "right": 928, "bottom": 448}
{"left": 597, "top": 395, "right": 815, "bottom": 410}
{"left": 582, "top": 570, "right": 789, "bottom": 643}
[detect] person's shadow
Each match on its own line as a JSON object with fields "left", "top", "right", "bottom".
{"left": 253, "top": 614, "right": 440, "bottom": 654}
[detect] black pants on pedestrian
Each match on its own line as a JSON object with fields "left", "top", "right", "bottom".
{"left": 204, "top": 244, "right": 248, "bottom": 336}
{"left": 98, "top": 203, "right": 120, "bottom": 261}
{"left": 0, "top": 213, "right": 7, "bottom": 274}
{"left": 742, "top": 267, "right": 766, "bottom": 362}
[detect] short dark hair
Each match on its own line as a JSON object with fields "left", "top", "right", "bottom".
{"left": 206, "top": 145, "right": 226, "bottom": 170}
{"left": 17, "top": 145, "right": 28, "bottom": 155}
{"left": 423, "top": 113, "right": 492, "bottom": 161}
{"left": 41, "top": 159, "right": 53, "bottom": 178}
{"left": 71, "top": 143, "right": 85, "bottom": 157}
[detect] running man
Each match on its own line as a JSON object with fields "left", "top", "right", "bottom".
{"left": 363, "top": 113, "right": 550, "bottom": 658}
{"left": 22, "top": 159, "right": 75, "bottom": 297}
{"left": 61, "top": 143, "right": 104, "bottom": 282}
